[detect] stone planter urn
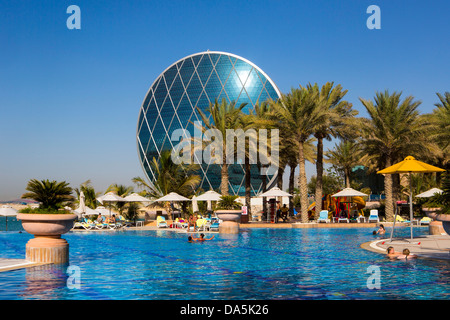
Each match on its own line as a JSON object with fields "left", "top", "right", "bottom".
{"left": 215, "top": 210, "right": 242, "bottom": 234}
{"left": 423, "top": 208, "right": 448, "bottom": 235}
{"left": 17, "top": 213, "right": 77, "bottom": 264}
{"left": 434, "top": 213, "right": 450, "bottom": 235}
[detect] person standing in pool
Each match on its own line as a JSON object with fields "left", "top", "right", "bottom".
{"left": 386, "top": 246, "right": 401, "bottom": 259}
{"left": 397, "top": 248, "right": 417, "bottom": 260}
{"left": 376, "top": 224, "right": 386, "bottom": 235}
{"left": 192, "top": 233, "right": 214, "bottom": 241}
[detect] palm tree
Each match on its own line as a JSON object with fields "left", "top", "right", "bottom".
{"left": 433, "top": 92, "right": 450, "bottom": 151}
{"left": 326, "top": 140, "right": 362, "bottom": 188}
{"left": 105, "top": 183, "right": 134, "bottom": 215}
{"left": 21, "top": 179, "right": 74, "bottom": 210}
{"left": 74, "top": 180, "right": 101, "bottom": 209}
{"left": 359, "top": 90, "right": 428, "bottom": 221}
{"left": 306, "top": 82, "right": 357, "bottom": 215}
{"left": 268, "top": 86, "right": 324, "bottom": 222}
{"left": 196, "top": 98, "right": 247, "bottom": 195}
{"left": 249, "top": 101, "right": 275, "bottom": 218}
{"left": 424, "top": 92, "right": 450, "bottom": 172}
{"left": 287, "top": 137, "right": 316, "bottom": 215}
{"left": 132, "top": 149, "right": 201, "bottom": 199}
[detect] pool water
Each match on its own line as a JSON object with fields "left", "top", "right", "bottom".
{"left": 0, "top": 227, "right": 449, "bottom": 300}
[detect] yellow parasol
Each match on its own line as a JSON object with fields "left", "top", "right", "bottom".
{"left": 377, "top": 156, "right": 445, "bottom": 241}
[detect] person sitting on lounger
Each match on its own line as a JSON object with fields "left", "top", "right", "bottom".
{"left": 96, "top": 213, "right": 104, "bottom": 223}
{"left": 280, "top": 204, "right": 289, "bottom": 222}
{"left": 188, "top": 214, "right": 197, "bottom": 232}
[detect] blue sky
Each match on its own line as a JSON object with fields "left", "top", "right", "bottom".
{"left": 0, "top": 0, "right": 449, "bottom": 200}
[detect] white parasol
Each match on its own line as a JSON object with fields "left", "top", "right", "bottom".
{"left": 258, "top": 187, "right": 292, "bottom": 198}
{"left": 0, "top": 205, "right": 18, "bottom": 231}
{"left": 415, "top": 188, "right": 443, "bottom": 198}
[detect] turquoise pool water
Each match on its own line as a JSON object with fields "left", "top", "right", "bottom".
{"left": 0, "top": 227, "right": 449, "bottom": 300}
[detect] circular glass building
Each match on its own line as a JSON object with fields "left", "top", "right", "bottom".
{"left": 136, "top": 51, "right": 281, "bottom": 196}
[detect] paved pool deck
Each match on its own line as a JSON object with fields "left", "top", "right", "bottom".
{"left": 0, "top": 259, "right": 47, "bottom": 272}
{"left": 361, "top": 234, "right": 450, "bottom": 261}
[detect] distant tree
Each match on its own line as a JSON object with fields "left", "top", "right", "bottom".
{"left": 359, "top": 90, "right": 427, "bottom": 221}
{"left": 105, "top": 183, "right": 134, "bottom": 214}
{"left": 326, "top": 140, "right": 362, "bottom": 188}
{"left": 74, "top": 180, "right": 101, "bottom": 209}
{"left": 196, "top": 98, "right": 247, "bottom": 195}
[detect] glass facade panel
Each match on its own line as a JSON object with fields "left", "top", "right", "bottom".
{"left": 137, "top": 52, "right": 281, "bottom": 196}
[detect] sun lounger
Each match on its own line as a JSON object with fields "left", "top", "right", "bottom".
{"left": 117, "top": 215, "right": 132, "bottom": 227}
{"left": 317, "top": 210, "right": 330, "bottom": 223}
{"left": 419, "top": 217, "right": 431, "bottom": 225}
{"left": 73, "top": 218, "right": 95, "bottom": 230}
{"left": 395, "top": 215, "right": 410, "bottom": 223}
{"left": 207, "top": 217, "right": 220, "bottom": 231}
{"left": 368, "top": 210, "right": 379, "bottom": 223}
{"left": 196, "top": 218, "right": 207, "bottom": 232}
{"left": 338, "top": 217, "right": 349, "bottom": 223}
{"left": 157, "top": 216, "right": 168, "bottom": 228}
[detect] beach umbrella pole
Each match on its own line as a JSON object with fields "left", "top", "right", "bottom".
{"left": 409, "top": 172, "right": 413, "bottom": 241}
{"left": 389, "top": 204, "right": 398, "bottom": 242}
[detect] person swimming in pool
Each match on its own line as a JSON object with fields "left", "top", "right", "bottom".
{"left": 386, "top": 246, "right": 401, "bottom": 259}
{"left": 192, "top": 233, "right": 215, "bottom": 241}
{"left": 397, "top": 248, "right": 417, "bottom": 260}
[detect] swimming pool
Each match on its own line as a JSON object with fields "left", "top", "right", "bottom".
{"left": 0, "top": 227, "right": 448, "bottom": 300}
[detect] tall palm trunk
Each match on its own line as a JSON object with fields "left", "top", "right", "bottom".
{"left": 314, "top": 136, "right": 324, "bottom": 217}
{"left": 277, "top": 166, "right": 284, "bottom": 188}
{"left": 288, "top": 162, "right": 296, "bottom": 216}
{"left": 298, "top": 142, "right": 309, "bottom": 222}
{"left": 384, "top": 157, "right": 394, "bottom": 221}
{"left": 260, "top": 163, "right": 268, "bottom": 218}
{"left": 344, "top": 169, "right": 351, "bottom": 188}
{"left": 244, "top": 156, "right": 251, "bottom": 218}
{"left": 221, "top": 152, "right": 229, "bottom": 195}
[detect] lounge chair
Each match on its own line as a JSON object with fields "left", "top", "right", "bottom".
{"left": 368, "top": 210, "right": 379, "bottom": 223}
{"left": 157, "top": 216, "right": 168, "bottom": 228}
{"left": 176, "top": 218, "right": 188, "bottom": 229}
{"left": 196, "top": 218, "right": 207, "bottom": 232}
{"left": 317, "top": 210, "right": 330, "bottom": 223}
{"left": 419, "top": 217, "right": 431, "bottom": 225}
{"left": 396, "top": 215, "right": 410, "bottom": 223}
{"left": 338, "top": 216, "right": 349, "bottom": 223}
{"left": 117, "top": 215, "right": 132, "bottom": 227}
{"left": 106, "top": 217, "right": 122, "bottom": 230}
{"left": 95, "top": 216, "right": 108, "bottom": 229}
{"left": 73, "top": 218, "right": 95, "bottom": 230}
{"left": 207, "top": 217, "right": 220, "bottom": 231}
